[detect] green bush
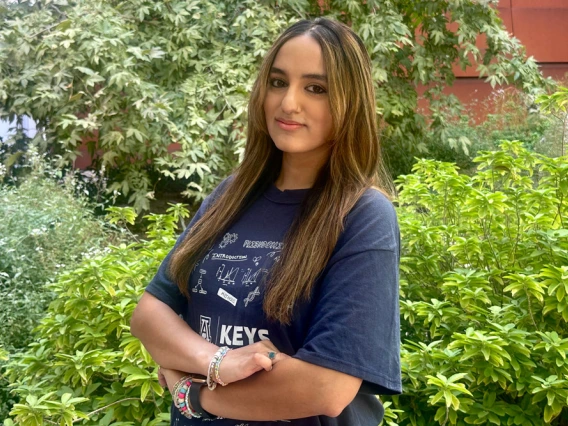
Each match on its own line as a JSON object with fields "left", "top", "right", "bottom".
{"left": 0, "top": 151, "right": 124, "bottom": 421}
{"left": 0, "top": 153, "right": 119, "bottom": 352}
{"left": 4, "top": 142, "right": 568, "bottom": 425}
{"left": 536, "top": 86, "right": 568, "bottom": 158}
{"left": 388, "top": 87, "right": 565, "bottom": 178}
{"left": 419, "top": 111, "right": 554, "bottom": 176}
{"left": 4, "top": 208, "right": 185, "bottom": 426}
{"left": 391, "top": 141, "right": 568, "bottom": 424}
{"left": 0, "top": 347, "right": 9, "bottom": 421}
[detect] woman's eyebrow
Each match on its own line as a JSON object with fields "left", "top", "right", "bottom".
{"left": 270, "top": 66, "right": 328, "bottom": 82}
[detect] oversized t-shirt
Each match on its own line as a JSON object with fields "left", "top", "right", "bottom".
{"left": 145, "top": 177, "right": 402, "bottom": 426}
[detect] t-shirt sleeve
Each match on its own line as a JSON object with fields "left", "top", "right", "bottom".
{"left": 293, "top": 189, "right": 402, "bottom": 395}
{"left": 144, "top": 177, "right": 233, "bottom": 314}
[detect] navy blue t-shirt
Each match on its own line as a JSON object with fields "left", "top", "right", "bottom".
{"left": 145, "top": 177, "right": 401, "bottom": 426}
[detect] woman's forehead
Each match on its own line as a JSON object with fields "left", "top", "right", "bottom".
{"left": 271, "top": 35, "right": 326, "bottom": 78}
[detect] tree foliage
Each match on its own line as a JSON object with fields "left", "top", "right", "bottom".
{"left": 392, "top": 141, "right": 568, "bottom": 425}
{"left": 0, "top": 0, "right": 546, "bottom": 210}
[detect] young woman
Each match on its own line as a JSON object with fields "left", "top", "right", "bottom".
{"left": 131, "top": 17, "right": 401, "bottom": 426}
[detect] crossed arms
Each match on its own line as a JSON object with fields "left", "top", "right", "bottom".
{"left": 130, "top": 292, "right": 362, "bottom": 421}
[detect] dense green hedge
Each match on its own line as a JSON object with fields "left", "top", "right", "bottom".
{"left": 0, "top": 152, "right": 125, "bottom": 421}
{"left": 392, "top": 141, "right": 568, "bottom": 425}
{"left": 4, "top": 142, "right": 567, "bottom": 425}
{"left": 3, "top": 207, "right": 183, "bottom": 425}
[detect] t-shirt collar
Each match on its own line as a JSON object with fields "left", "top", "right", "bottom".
{"left": 263, "top": 184, "right": 310, "bottom": 204}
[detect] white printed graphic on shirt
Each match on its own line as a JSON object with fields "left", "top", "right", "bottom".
{"left": 266, "top": 250, "right": 282, "bottom": 264}
{"left": 192, "top": 269, "right": 207, "bottom": 294}
{"left": 200, "top": 315, "right": 212, "bottom": 341}
{"left": 219, "top": 232, "right": 238, "bottom": 249}
{"left": 216, "top": 264, "right": 239, "bottom": 285}
{"left": 192, "top": 247, "right": 214, "bottom": 272}
{"left": 243, "top": 240, "right": 283, "bottom": 250}
{"left": 253, "top": 256, "right": 262, "bottom": 266}
{"left": 211, "top": 253, "right": 248, "bottom": 262}
{"left": 219, "top": 324, "right": 269, "bottom": 346}
{"left": 267, "top": 250, "right": 281, "bottom": 258}
{"left": 241, "top": 267, "right": 268, "bottom": 287}
{"left": 204, "top": 247, "right": 214, "bottom": 260}
{"left": 244, "top": 286, "right": 260, "bottom": 307}
{"left": 217, "top": 288, "right": 237, "bottom": 306}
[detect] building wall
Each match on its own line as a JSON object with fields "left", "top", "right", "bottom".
{"left": 435, "top": 0, "right": 568, "bottom": 118}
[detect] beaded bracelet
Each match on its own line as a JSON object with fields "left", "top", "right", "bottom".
{"left": 172, "top": 376, "right": 201, "bottom": 419}
{"left": 207, "top": 355, "right": 217, "bottom": 391}
{"left": 213, "top": 346, "right": 231, "bottom": 386}
{"left": 207, "top": 346, "right": 231, "bottom": 390}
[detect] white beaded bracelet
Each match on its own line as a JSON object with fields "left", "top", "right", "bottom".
{"left": 207, "top": 346, "right": 231, "bottom": 390}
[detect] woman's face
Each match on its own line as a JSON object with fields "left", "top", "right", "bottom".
{"left": 263, "top": 35, "right": 333, "bottom": 165}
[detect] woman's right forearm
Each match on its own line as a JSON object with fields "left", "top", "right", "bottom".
{"left": 130, "top": 292, "right": 218, "bottom": 375}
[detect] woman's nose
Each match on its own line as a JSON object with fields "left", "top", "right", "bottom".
{"left": 281, "top": 88, "right": 301, "bottom": 114}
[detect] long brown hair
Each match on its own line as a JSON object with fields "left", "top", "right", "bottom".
{"left": 169, "top": 18, "right": 393, "bottom": 324}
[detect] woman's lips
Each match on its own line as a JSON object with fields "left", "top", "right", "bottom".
{"left": 276, "top": 118, "right": 304, "bottom": 131}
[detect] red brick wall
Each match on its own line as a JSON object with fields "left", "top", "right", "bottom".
{"left": 436, "top": 0, "right": 568, "bottom": 119}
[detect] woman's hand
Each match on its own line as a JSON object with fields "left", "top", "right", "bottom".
{"left": 158, "top": 340, "right": 290, "bottom": 392}
{"left": 157, "top": 366, "right": 168, "bottom": 388}
{"left": 159, "top": 367, "right": 186, "bottom": 395}
{"left": 217, "top": 340, "right": 289, "bottom": 385}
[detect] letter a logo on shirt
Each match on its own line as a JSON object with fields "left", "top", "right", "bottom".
{"left": 200, "top": 316, "right": 212, "bottom": 342}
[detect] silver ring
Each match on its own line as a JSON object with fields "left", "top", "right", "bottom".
{"left": 268, "top": 351, "right": 276, "bottom": 360}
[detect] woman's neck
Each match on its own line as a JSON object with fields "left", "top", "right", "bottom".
{"left": 274, "top": 151, "right": 329, "bottom": 191}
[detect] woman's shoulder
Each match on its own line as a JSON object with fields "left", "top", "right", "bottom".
{"left": 338, "top": 186, "right": 399, "bottom": 253}
{"left": 348, "top": 186, "right": 397, "bottom": 224}
{"left": 211, "top": 174, "right": 235, "bottom": 198}
{"left": 200, "top": 175, "right": 235, "bottom": 209}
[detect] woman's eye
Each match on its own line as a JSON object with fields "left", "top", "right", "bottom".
{"left": 307, "top": 85, "right": 327, "bottom": 94}
{"left": 269, "top": 78, "right": 286, "bottom": 88}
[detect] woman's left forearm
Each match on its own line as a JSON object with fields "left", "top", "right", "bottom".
{"left": 200, "top": 356, "right": 362, "bottom": 420}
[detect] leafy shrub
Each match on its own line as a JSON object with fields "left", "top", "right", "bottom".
{"left": 391, "top": 141, "right": 568, "bottom": 424}
{"left": 5, "top": 143, "right": 568, "bottom": 425}
{"left": 0, "top": 150, "right": 125, "bottom": 421}
{"left": 0, "top": 152, "right": 120, "bottom": 352}
{"left": 3, "top": 207, "right": 186, "bottom": 425}
{"left": 0, "top": 347, "right": 9, "bottom": 421}
{"left": 536, "top": 86, "right": 568, "bottom": 158}
{"left": 420, "top": 111, "right": 554, "bottom": 176}
{"left": 389, "top": 87, "right": 565, "bottom": 179}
